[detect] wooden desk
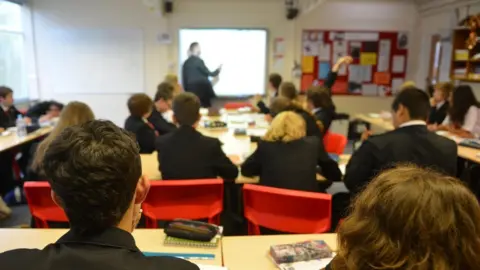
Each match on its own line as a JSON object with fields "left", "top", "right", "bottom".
{"left": 354, "top": 114, "right": 480, "bottom": 164}
{"left": 0, "top": 229, "right": 222, "bottom": 266}
{"left": 222, "top": 233, "right": 337, "bottom": 270}
{"left": 0, "top": 126, "right": 53, "bottom": 152}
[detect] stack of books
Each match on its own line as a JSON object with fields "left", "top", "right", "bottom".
{"left": 270, "top": 240, "right": 334, "bottom": 270}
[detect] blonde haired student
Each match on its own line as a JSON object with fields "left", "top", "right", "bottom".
{"left": 164, "top": 74, "right": 183, "bottom": 96}
{"left": 241, "top": 111, "right": 341, "bottom": 192}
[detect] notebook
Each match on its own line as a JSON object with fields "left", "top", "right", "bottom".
{"left": 270, "top": 240, "right": 333, "bottom": 264}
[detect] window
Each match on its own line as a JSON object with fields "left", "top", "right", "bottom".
{"left": 0, "top": 1, "right": 27, "bottom": 100}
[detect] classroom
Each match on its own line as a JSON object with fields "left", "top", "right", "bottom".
{"left": 1, "top": 0, "right": 480, "bottom": 269}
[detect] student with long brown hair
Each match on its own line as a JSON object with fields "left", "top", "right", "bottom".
{"left": 326, "top": 165, "right": 480, "bottom": 270}
{"left": 27, "top": 101, "right": 95, "bottom": 180}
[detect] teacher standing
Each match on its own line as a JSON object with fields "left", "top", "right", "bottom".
{"left": 182, "top": 42, "right": 222, "bottom": 108}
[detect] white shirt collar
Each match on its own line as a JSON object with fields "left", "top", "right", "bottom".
{"left": 312, "top": 108, "right": 321, "bottom": 114}
{"left": 436, "top": 101, "right": 445, "bottom": 110}
{"left": 399, "top": 120, "right": 427, "bottom": 128}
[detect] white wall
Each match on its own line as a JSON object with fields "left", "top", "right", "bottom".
{"left": 28, "top": 0, "right": 420, "bottom": 123}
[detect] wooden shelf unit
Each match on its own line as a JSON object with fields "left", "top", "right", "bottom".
{"left": 450, "top": 28, "right": 480, "bottom": 82}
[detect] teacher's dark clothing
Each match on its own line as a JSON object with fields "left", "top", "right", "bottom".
{"left": 124, "top": 116, "right": 157, "bottom": 154}
{"left": 241, "top": 137, "right": 341, "bottom": 192}
{"left": 0, "top": 227, "right": 199, "bottom": 270}
{"left": 147, "top": 108, "right": 177, "bottom": 135}
{"left": 344, "top": 124, "right": 457, "bottom": 196}
{"left": 428, "top": 102, "right": 449, "bottom": 125}
{"left": 156, "top": 125, "right": 238, "bottom": 180}
{"left": 0, "top": 105, "right": 23, "bottom": 129}
{"left": 182, "top": 55, "right": 220, "bottom": 108}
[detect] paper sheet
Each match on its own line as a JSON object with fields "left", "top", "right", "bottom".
{"left": 374, "top": 72, "right": 391, "bottom": 85}
{"left": 362, "top": 84, "right": 378, "bottom": 96}
{"left": 391, "top": 78, "right": 405, "bottom": 94}
{"left": 303, "top": 41, "right": 319, "bottom": 56}
{"left": 318, "top": 62, "right": 331, "bottom": 80}
{"left": 360, "top": 53, "right": 377, "bottom": 66}
{"left": 377, "top": 39, "right": 391, "bottom": 72}
{"left": 348, "top": 65, "right": 372, "bottom": 83}
{"left": 318, "top": 42, "right": 331, "bottom": 61}
{"left": 302, "top": 56, "right": 315, "bottom": 73}
{"left": 333, "top": 41, "right": 347, "bottom": 75}
{"left": 278, "top": 258, "right": 334, "bottom": 270}
{"left": 273, "top": 56, "right": 284, "bottom": 73}
{"left": 392, "top": 55, "right": 405, "bottom": 73}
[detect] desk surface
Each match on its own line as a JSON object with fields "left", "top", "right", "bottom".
{"left": 0, "top": 229, "right": 222, "bottom": 266}
{"left": 354, "top": 114, "right": 480, "bottom": 164}
{"left": 0, "top": 127, "right": 53, "bottom": 152}
{"left": 222, "top": 233, "right": 337, "bottom": 270}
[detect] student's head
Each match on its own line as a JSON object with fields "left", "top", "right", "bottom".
{"left": 268, "top": 73, "right": 283, "bottom": 93}
{"left": 43, "top": 120, "right": 149, "bottom": 235}
{"left": 264, "top": 111, "right": 306, "bottom": 143}
{"left": 154, "top": 82, "right": 174, "bottom": 113}
{"left": 399, "top": 80, "right": 416, "bottom": 92}
{"left": 279, "top": 82, "right": 298, "bottom": 101}
{"left": 333, "top": 165, "right": 480, "bottom": 270}
{"left": 172, "top": 92, "right": 201, "bottom": 127}
{"left": 0, "top": 86, "right": 14, "bottom": 107}
{"left": 449, "top": 85, "right": 479, "bottom": 126}
{"left": 48, "top": 101, "right": 64, "bottom": 117}
{"left": 128, "top": 93, "right": 153, "bottom": 118}
{"left": 268, "top": 96, "right": 294, "bottom": 122}
{"left": 433, "top": 82, "right": 453, "bottom": 103}
{"left": 306, "top": 85, "right": 334, "bottom": 111}
{"left": 164, "top": 74, "right": 181, "bottom": 95}
{"left": 391, "top": 87, "right": 430, "bottom": 128}
{"left": 32, "top": 101, "right": 95, "bottom": 172}
{"left": 189, "top": 42, "right": 201, "bottom": 56}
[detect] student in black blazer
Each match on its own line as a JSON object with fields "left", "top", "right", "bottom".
{"left": 0, "top": 120, "right": 198, "bottom": 270}
{"left": 156, "top": 92, "right": 238, "bottom": 180}
{"left": 241, "top": 111, "right": 341, "bottom": 192}
{"left": 344, "top": 87, "right": 458, "bottom": 196}
{"left": 124, "top": 94, "right": 158, "bottom": 154}
{"left": 26, "top": 100, "right": 64, "bottom": 124}
{"left": 253, "top": 73, "right": 282, "bottom": 114}
{"left": 148, "top": 82, "right": 177, "bottom": 135}
{"left": 306, "top": 85, "right": 336, "bottom": 133}
{"left": 428, "top": 82, "right": 453, "bottom": 125}
{"left": 0, "top": 86, "right": 31, "bottom": 129}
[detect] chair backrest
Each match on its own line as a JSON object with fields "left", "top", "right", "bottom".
{"left": 224, "top": 102, "right": 252, "bottom": 110}
{"left": 24, "top": 182, "right": 57, "bottom": 210}
{"left": 323, "top": 132, "right": 348, "bottom": 155}
{"left": 143, "top": 179, "right": 223, "bottom": 220}
{"left": 243, "top": 184, "right": 332, "bottom": 234}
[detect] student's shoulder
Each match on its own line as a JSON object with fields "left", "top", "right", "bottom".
{"left": 0, "top": 248, "right": 43, "bottom": 268}
{"left": 145, "top": 256, "right": 199, "bottom": 270}
{"left": 429, "top": 132, "right": 457, "bottom": 149}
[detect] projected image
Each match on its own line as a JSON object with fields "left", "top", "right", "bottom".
{"left": 179, "top": 28, "right": 268, "bottom": 97}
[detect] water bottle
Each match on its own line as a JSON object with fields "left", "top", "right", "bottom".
{"left": 16, "top": 115, "right": 27, "bottom": 138}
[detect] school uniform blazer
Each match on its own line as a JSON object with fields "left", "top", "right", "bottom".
{"left": 147, "top": 108, "right": 177, "bottom": 135}
{"left": 428, "top": 101, "right": 449, "bottom": 125}
{"left": 0, "top": 227, "right": 198, "bottom": 270}
{"left": 241, "top": 137, "right": 342, "bottom": 192}
{"left": 155, "top": 125, "right": 239, "bottom": 180}
{"left": 344, "top": 124, "right": 457, "bottom": 195}
{"left": 313, "top": 107, "right": 335, "bottom": 133}
{"left": 0, "top": 105, "right": 23, "bottom": 129}
{"left": 124, "top": 115, "right": 157, "bottom": 154}
{"left": 295, "top": 109, "right": 323, "bottom": 138}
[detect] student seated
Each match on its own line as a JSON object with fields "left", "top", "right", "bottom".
{"left": 270, "top": 96, "right": 323, "bottom": 138}
{"left": 164, "top": 74, "right": 184, "bottom": 96}
{"left": 0, "top": 86, "right": 31, "bottom": 129}
{"left": 147, "top": 82, "right": 177, "bottom": 135}
{"left": 252, "top": 73, "right": 282, "bottom": 114}
{"left": 27, "top": 101, "right": 95, "bottom": 181}
{"left": 0, "top": 120, "right": 198, "bottom": 270}
{"left": 326, "top": 165, "right": 480, "bottom": 270}
{"left": 156, "top": 92, "right": 238, "bottom": 180}
{"left": 344, "top": 87, "right": 457, "bottom": 195}
{"left": 26, "top": 100, "right": 64, "bottom": 124}
{"left": 241, "top": 111, "right": 341, "bottom": 192}
{"left": 428, "top": 82, "right": 453, "bottom": 125}
{"left": 306, "top": 86, "right": 336, "bottom": 133}
{"left": 125, "top": 94, "right": 157, "bottom": 154}
{"left": 436, "top": 85, "right": 480, "bottom": 138}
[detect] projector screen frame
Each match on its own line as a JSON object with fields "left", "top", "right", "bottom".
{"left": 178, "top": 27, "right": 270, "bottom": 99}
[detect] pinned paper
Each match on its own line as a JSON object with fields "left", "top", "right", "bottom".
{"left": 349, "top": 65, "right": 372, "bottom": 83}
{"left": 301, "top": 74, "right": 315, "bottom": 91}
{"left": 318, "top": 62, "right": 331, "bottom": 80}
{"left": 378, "top": 40, "right": 391, "bottom": 72}
{"left": 391, "top": 78, "right": 405, "bottom": 94}
{"left": 303, "top": 41, "right": 319, "bottom": 56}
{"left": 318, "top": 43, "right": 331, "bottom": 61}
{"left": 302, "top": 56, "right": 315, "bottom": 73}
{"left": 392, "top": 55, "right": 405, "bottom": 73}
{"left": 362, "top": 84, "right": 378, "bottom": 96}
{"left": 374, "top": 72, "right": 391, "bottom": 85}
{"left": 360, "top": 53, "right": 377, "bottom": 66}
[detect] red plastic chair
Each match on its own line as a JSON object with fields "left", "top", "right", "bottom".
{"left": 142, "top": 179, "right": 223, "bottom": 228}
{"left": 243, "top": 184, "right": 332, "bottom": 235}
{"left": 323, "top": 132, "right": 348, "bottom": 155}
{"left": 23, "top": 182, "right": 68, "bottom": 228}
{"left": 224, "top": 102, "right": 252, "bottom": 110}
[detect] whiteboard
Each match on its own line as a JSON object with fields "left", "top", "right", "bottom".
{"left": 47, "top": 29, "right": 144, "bottom": 95}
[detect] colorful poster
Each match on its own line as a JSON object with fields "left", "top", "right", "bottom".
{"left": 302, "top": 56, "right": 315, "bottom": 73}
{"left": 360, "top": 53, "right": 377, "bottom": 66}
{"left": 318, "top": 62, "right": 331, "bottom": 79}
{"left": 301, "top": 74, "right": 315, "bottom": 91}
{"left": 374, "top": 72, "right": 391, "bottom": 85}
